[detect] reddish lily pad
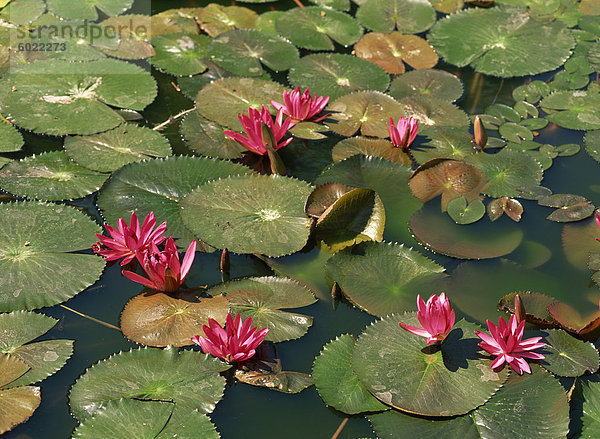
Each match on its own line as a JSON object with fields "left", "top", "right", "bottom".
{"left": 409, "top": 159, "right": 487, "bottom": 211}
{"left": 0, "top": 385, "right": 41, "bottom": 435}
{"left": 538, "top": 194, "right": 595, "bottom": 223}
{"left": 561, "top": 216, "right": 600, "bottom": 270}
{"left": 354, "top": 32, "right": 438, "bottom": 75}
{"left": 120, "top": 292, "right": 230, "bottom": 347}
{"left": 196, "top": 4, "right": 258, "bottom": 37}
{"left": 546, "top": 302, "right": 600, "bottom": 340}
{"left": 305, "top": 182, "right": 356, "bottom": 218}
{"left": 487, "top": 197, "right": 523, "bottom": 222}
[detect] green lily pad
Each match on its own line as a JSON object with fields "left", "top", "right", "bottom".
{"left": 0, "top": 59, "right": 157, "bottom": 135}
{"left": 120, "top": 293, "right": 230, "bottom": 348}
{"left": 584, "top": 130, "right": 600, "bottom": 163}
{"left": 447, "top": 197, "right": 485, "bottom": 225}
{"left": 430, "top": 0, "right": 464, "bottom": 13}
{"left": 72, "top": 399, "right": 174, "bottom": 439}
{"left": 369, "top": 409, "right": 478, "bottom": 439}
{"left": 327, "top": 91, "right": 402, "bottom": 138}
{"left": 0, "top": 385, "right": 41, "bottom": 435}
{"left": 180, "top": 110, "right": 246, "bottom": 159}
{"left": 309, "top": 0, "right": 350, "bottom": 10}
{"left": 312, "top": 334, "right": 388, "bottom": 414}
{"left": 98, "top": 15, "right": 155, "bottom": 60}
{"left": 180, "top": 174, "right": 313, "bottom": 257}
{"left": 561, "top": 215, "right": 600, "bottom": 270}
{"left": 472, "top": 366, "right": 569, "bottom": 439}
{"left": 356, "top": 0, "right": 436, "bottom": 33}
{"left": 208, "top": 30, "right": 298, "bottom": 77}
{"left": 97, "top": 156, "right": 252, "bottom": 246}
{"left": 196, "top": 4, "right": 258, "bottom": 37}
{"left": 411, "top": 127, "right": 475, "bottom": 164}
{"left": 176, "top": 61, "right": 246, "bottom": 101}
{"left": 428, "top": 6, "right": 575, "bottom": 77}
{"left": 575, "top": 379, "right": 600, "bottom": 439}
{"left": 0, "top": 0, "right": 45, "bottom": 25}
{"left": 353, "top": 315, "right": 508, "bottom": 416}
{"left": 389, "top": 69, "right": 463, "bottom": 103}
{"left": 331, "top": 136, "right": 410, "bottom": 167}
{"left": 0, "top": 355, "right": 29, "bottom": 388}
{"left": 206, "top": 276, "right": 317, "bottom": 342}
{"left": 288, "top": 122, "right": 330, "bottom": 140}
{"left": 465, "top": 149, "right": 543, "bottom": 198}
{"left": 69, "top": 347, "right": 230, "bottom": 420}
{"left": 275, "top": 7, "right": 362, "bottom": 51}
{"left": 316, "top": 187, "right": 386, "bottom": 251}
{"left": 325, "top": 241, "right": 446, "bottom": 317}
{"left": 305, "top": 182, "right": 356, "bottom": 218}
{"left": 315, "top": 155, "right": 422, "bottom": 244}
{"left": 150, "top": 33, "right": 210, "bottom": 76}
{"left": 396, "top": 96, "right": 470, "bottom": 128}
{"left": 0, "top": 151, "right": 108, "bottom": 201}
{"left": 155, "top": 406, "right": 220, "bottom": 439}
{"left": 288, "top": 53, "right": 390, "bottom": 101}
{"left": 354, "top": 32, "right": 438, "bottom": 75}
{"left": 541, "top": 329, "right": 599, "bottom": 377}
{"left": 46, "top": 0, "right": 133, "bottom": 20}
{"left": 0, "top": 121, "right": 22, "bottom": 152}
{"left": 150, "top": 8, "right": 203, "bottom": 37}
{"left": 538, "top": 193, "right": 595, "bottom": 223}
{"left": 541, "top": 89, "right": 600, "bottom": 130}
{"left": 0, "top": 202, "right": 105, "bottom": 312}
{"left": 498, "top": 122, "right": 534, "bottom": 143}
{"left": 507, "top": 240, "right": 551, "bottom": 268}
{"left": 64, "top": 125, "right": 171, "bottom": 173}
{"left": 409, "top": 204, "right": 524, "bottom": 259}
{"left": 195, "top": 77, "right": 286, "bottom": 130}
{"left": 255, "top": 10, "right": 283, "bottom": 33}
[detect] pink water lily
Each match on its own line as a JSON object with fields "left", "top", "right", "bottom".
{"left": 475, "top": 315, "right": 546, "bottom": 375}
{"left": 387, "top": 116, "right": 419, "bottom": 150}
{"left": 595, "top": 212, "right": 600, "bottom": 242}
{"left": 270, "top": 86, "right": 330, "bottom": 123}
{"left": 122, "top": 237, "right": 196, "bottom": 293}
{"left": 223, "top": 105, "right": 295, "bottom": 156}
{"left": 191, "top": 313, "right": 269, "bottom": 363}
{"left": 93, "top": 211, "right": 166, "bottom": 265}
{"left": 399, "top": 293, "right": 455, "bottom": 345}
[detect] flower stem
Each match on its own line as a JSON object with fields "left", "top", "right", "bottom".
{"left": 60, "top": 305, "right": 120, "bottom": 331}
{"left": 153, "top": 107, "right": 196, "bottom": 131}
{"left": 331, "top": 417, "right": 349, "bottom": 439}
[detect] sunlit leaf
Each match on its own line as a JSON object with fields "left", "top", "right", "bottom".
{"left": 98, "top": 15, "right": 155, "bottom": 60}
{"left": 180, "top": 110, "right": 246, "bottom": 159}
{"left": 541, "top": 329, "right": 599, "bottom": 377}
{"left": 541, "top": 89, "right": 600, "bottom": 130}
{"left": 389, "top": 69, "right": 463, "bottom": 103}
{"left": 196, "top": 4, "right": 258, "bottom": 37}
{"left": 0, "top": 121, "right": 23, "bottom": 153}
{"left": 446, "top": 197, "right": 485, "bottom": 225}
{"left": 0, "top": 386, "right": 40, "bottom": 435}
{"left": 150, "top": 33, "right": 210, "bottom": 76}
{"left": 538, "top": 193, "right": 595, "bottom": 223}
{"left": 356, "top": 0, "right": 436, "bottom": 33}
{"left": 331, "top": 136, "right": 410, "bottom": 166}
{"left": 47, "top": 0, "right": 133, "bottom": 20}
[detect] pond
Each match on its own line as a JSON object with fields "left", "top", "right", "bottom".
{"left": 2, "top": 0, "right": 600, "bottom": 438}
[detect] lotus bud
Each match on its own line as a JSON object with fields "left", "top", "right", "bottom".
{"left": 514, "top": 294, "right": 526, "bottom": 324}
{"left": 474, "top": 115, "right": 487, "bottom": 150}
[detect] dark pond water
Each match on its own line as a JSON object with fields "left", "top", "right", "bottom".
{"left": 3, "top": 0, "right": 600, "bottom": 438}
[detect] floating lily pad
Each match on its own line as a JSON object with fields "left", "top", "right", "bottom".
{"left": 196, "top": 4, "right": 258, "bottom": 37}
{"left": 72, "top": 399, "right": 174, "bottom": 439}
{"left": 0, "top": 121, "right": 22, "bottom": 152}
{"left": 288, "top": 53, "right": 390, "bottom": 101}
{"left": 354, "top": 32, "right": 438, "bottom": 75}
{"left": 561, "top": 216, "right": 600, "bottom": 269}
{"left": 0, "top": 385, "right": 41, "bottom": 435}
{"left": 409, "top": 159, "right": 487, "bottom": 211}
{"left": 0, "top": 0, "right": 45, "bottom": 25}
{"left": 409, "top": 205, "right": 524, "bottom": 259}
{"left": 150, "top": 8, "right": 202, "bottom": 37}
{"left": 315, "top": 155, "right": 422, "bottom": 243}
{"left": 180, "top": 174, "right": 313, "bottom": 257}
{"left": 369, "top": 409, "right": 478, "bottom": 439}
{"left": 472, "top": 366, "right": 569, "bottom": 439}
{"left": 155, "top": 405, "right": 220, "bottom": 439}
{"left": 64, "top": 125, "right": 171, "bottom": 173}
{"left": 396, "top": 96, "right": 470, "bottom": 128}
{"left": 208, "top": 30, "right": 298, "bottom": 77}
{"left": 195, "top": 77, "right": 286, "bottom": 130}
{"left": 541, "top": 89, "right": 600, "bottom": 130}
{"left": 206, "top": 276, "right": 316, "bottom": 342}
{"left": 465, "top": 149, "right": 543, "bottom": 198}
{"left": 255, "top": 10, "right": 284, "bottom": 33}
{"left": 584, "top": 130, "right": 600, "bottom": 163}
{"left": 498, "top": 122, "right": 534, "bottom": 143}
{"left": 575, "top": 379, "right": 600, "bottom": 439}
{"left": 331, "top": 136, "right": 410, "bottom": 166}
{"left": 389, "top": 69, "right": 463, "bottom": 102}
{"left": 0, "top": 202, "right": 105, "bottom": 312}
{"left": 327, "top": 91, "right": 402, "bottom": 138}
{"left": 541, "top": 329, "right": 599, "bottom": 377}
{"left": 0, "top": 355, "right": 29, "bottom": 388}
{"left": 176, "top": 61, "right": 245, "bottom": 101}
{"left": 325, "top": 241, "right": 446, "bottom": 317}
{"left": 428, "top": 6, "right": 575, "bottom": 77}
{"left": 312, "top": 334, "right": 388, "bottom": 414}
{"left": 120, "top": 293, "right": 230, "bottom": 347}
{"left": 353, "top": 315, "right": 508, "bottom": 416}
{"left": 288, "top": 121, "right": 329, "bottom": 140}
{"left": 150, "top": 33, "right": 210, "bottom": 76}
{"left": 309, "top": 0, "right": 350, "bottom": 10}
{"left": 498, "top": 291, "right": 555, "bottom": 327}
{"left": 538, "top": 193, "right": 595, "bottom": 223}
{"left": 507, "top": 240, "right": 551, "bottom": 268}
{"left": 356, "top": 0, "right": 436, "bottom": 33}
{"left": 487, "top": 197, "right": 523, "bottom": 222}
{"left": 305, "top": 182, "right": 356, "bottom": 218}
{"left": 97, "top": 156, "right": 252, "bottom": 246}
{"left": 0, "top": 151, "right": 108, "bottom": 201}
{"left": 546, "top": 302, "right": 600, "bottom": 338}
{"left": 69, "top": 347, "right": 230, "bottom": 420}
{"left": 275, "top": 7, "right": 362, "bottom": 51}
{"left": 447, "top": 197, "right": 485, "bottom": 225}
{"left": 411, "top": 127, "right": 474, "bottom": 164}
{"left": 96, "top": 15, "right": 155, "bottom": 60}
{"left": 46, "top": 0, "right": 133, "bottom": 20}
{"left": 0, "top": 59, "right": 157, "bottom": 135}
{"left": 180, "top": 110, "right": 246, "bottom": 159}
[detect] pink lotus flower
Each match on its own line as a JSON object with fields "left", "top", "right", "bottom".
{"left": 122, "top": 237, "right": 196, "bottom": 293}
{"left": 399, "top": 293, "right": 455, "bottom": 345}
{"left": 93, "top": 211, "right": 166, "bottom": 265}
{"left": 595, "top": 212, "right": 600, "bottom": 242}
{"left": 223, "top": 105, "right": 295, "bottom": 156}
{"left": 475, "top": 315, "right": 546, "bottom": 375}
{"left": 270, "top": 86, "right": 329, "bottom": 123}
{"left": 191, "top": 313, "right": 269, "bottom": 363}
{"left": 387, "top": 116, "right": 419, "bottom": 150}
